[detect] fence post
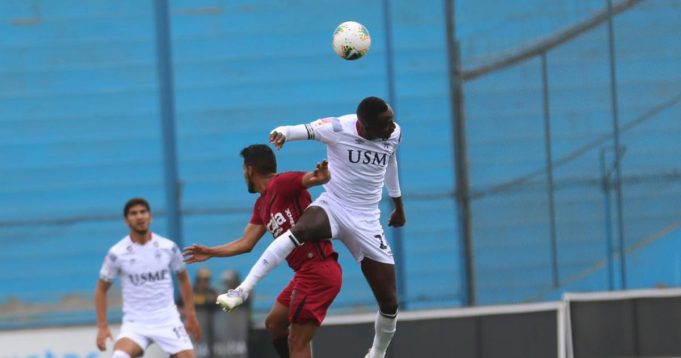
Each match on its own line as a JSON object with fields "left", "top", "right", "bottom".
{"left": 606, "top": 0, "right": 627, "bottom": 289}
{"left": 445, "top": 0, "right": 475, "bottom": 306}
{"left": 541, "top": 52, "right": 559, "bottom": 288}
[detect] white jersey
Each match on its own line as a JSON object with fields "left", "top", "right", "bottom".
{"left": 306, "top": 114, "right": 402, "bottom": 211}
{"left": 99, "top": 233, "right": 186, "bottom": 325}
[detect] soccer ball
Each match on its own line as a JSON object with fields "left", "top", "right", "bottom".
{"left": 332, "top": 21, "right": 371, "bottom": 60}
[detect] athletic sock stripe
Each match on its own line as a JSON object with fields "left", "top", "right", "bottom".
{"left": 380, "top": 311, "right": 398, "bottom": 319}
{"left": 288, "top": 234, "right": 302, "bottom": 247}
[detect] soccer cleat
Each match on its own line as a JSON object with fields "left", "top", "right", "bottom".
{"left": 216, "top": 288, "right": 248, "bottom": 312}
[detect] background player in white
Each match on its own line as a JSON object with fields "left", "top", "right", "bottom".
{"left": 221, "top": 96, "right": 405, "bottom": 358}
{"left": 95, "top": 198, "right": 200, "bottom": 358}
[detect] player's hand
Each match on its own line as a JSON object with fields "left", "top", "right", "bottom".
{"left": 183, "top": 244, "right": 212, "bottom": 264}
{"left": 184, "top": 314, "right": 201, "bottom": 341}
{"left": 311, "top": 160, "right": 330, "bottom": 182}
{"left": 388, "top": 208, "right": 406, "bottom": 227}
{"left": 269, "top": 130, "right": 287, "bottom": 150}
{"left": 96, "top": 326, "right": 113, "bottom": 351}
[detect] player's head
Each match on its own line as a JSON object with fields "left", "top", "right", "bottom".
{"left": 240, "top": 144, "right": 277, "bottom": 193}
{"left": 123, "top": 197, "right": 152, "bottom": 234}
{"left": 356, "top": 96, "right": 395, "bottom": 140}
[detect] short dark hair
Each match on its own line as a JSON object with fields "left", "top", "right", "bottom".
{"left": 357, "top": 96, "right": 389, "bottom": 124}
{"left": 124, "top": 198, "right": 150, "bottom": 217}
{"left": 240, "top": 144, "right": 277, "bottom": 175}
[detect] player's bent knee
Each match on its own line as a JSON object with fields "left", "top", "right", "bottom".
{"left": 265, "top": 316, "right": 289, "bottom": 337}
{"left": 112, "top": 351, "right": 131, "bottom": 358}
{"left": 291, "top": 207, "right": 331, "bottom": 242}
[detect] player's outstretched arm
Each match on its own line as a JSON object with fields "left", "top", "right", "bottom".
{"left": 302, "top": 160, "right": 330, "bottom": 188}
{"left": 94, "top": 280, "right": 113, "bottom": 351}
{"left": 183, "top": 224, "right": 267, "bottom": 264}
{"left": 269, "top": 124, "right": 310, "bottom": 150}
{"left": 176, "top": 270, "right": 201, "bottom": 341}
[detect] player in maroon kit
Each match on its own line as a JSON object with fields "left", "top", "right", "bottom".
{"left": 183, "top": 144, "right": 341, "bottom": 358}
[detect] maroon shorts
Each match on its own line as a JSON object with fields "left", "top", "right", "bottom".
{"left": 276, "top": 256, "right": 342, "bottom": 326}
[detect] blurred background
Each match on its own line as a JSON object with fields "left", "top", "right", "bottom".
{"left": 1, "top": 0, "right": 680, "bottom": 357}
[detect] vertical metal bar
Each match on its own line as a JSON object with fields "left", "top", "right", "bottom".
{"left": 153, "top": 0, "right": 183, "bottom": 247}
{"left": 445, "top": 0, "right": 475, "bottom": 306}
{"left": 381, "top": 0, "right": 407, "bottom": 310}
{"left": 606, "top": 0, "right": 626, "bottom": 289}
{"left": 600, "top": 148, "right": 615, "bottom": 291}
{"left": 541, "top": 53, "right": 559, "bottom": 287}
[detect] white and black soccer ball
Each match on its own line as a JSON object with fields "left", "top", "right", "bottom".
{"left": 332, "top": 21, "right": 371, "bottom": 61}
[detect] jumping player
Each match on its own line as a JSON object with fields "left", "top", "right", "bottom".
{"left": 95, "top": 198, "right": 200, "bottom": 358}
{"left": 220, "top": 96, "right": 405, "bottom": 358}
{"left": 183, "top": 144, "right": 341, "bottom": 358}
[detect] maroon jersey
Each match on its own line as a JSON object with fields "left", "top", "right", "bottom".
{"left": 250, "top": 172, "right": 336, "bottom": 271}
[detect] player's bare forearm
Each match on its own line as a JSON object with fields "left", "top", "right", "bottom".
{"left": 177, "top": 271, "right": 197, "bottom": 318}
{"left": 391, "top": 196, "right": 404, "bottom": 210}
{"left": 302, "top": 160, "right": 330, "bottom": 187}
{"left": 183, "top": 224, "right": 266, "bottom": 263}
{"left": 95, "top": 280, "right": 113, "bottom": 351}
{"left": 388, "top": 196, "right": 406, "bottom": 227}
{"left": 94, "top": 280, "right": 111, "bottom": 328}
{"left": 177, "top": 270, "right": 201, "bottom": 341}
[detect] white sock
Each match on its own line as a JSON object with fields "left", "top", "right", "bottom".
{"left": 238, "top": 229, "right": 301, "bottom": 292}
{"left": 368, "top": 310, "right": 397, "bottom": 358}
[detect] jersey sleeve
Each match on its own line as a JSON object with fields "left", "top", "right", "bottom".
{"left": 169, "top": 243, "right": 186, "bottom": 273}
{"left": 99, "top": 250, "right": 121, "bottom": 282}
{"left": 308, "top": 117, "right": 342, "bottom": 144}
{"left": 275, "top": 172, "right": 307, "bottom": 197}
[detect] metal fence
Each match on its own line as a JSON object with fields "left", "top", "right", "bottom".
{"left": 448, "top": 0, "right": 681, "bottom": 305}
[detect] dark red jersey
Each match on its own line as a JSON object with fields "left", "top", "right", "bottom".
{"left": 250, "top": 172, "right": 336, "bottom": 271}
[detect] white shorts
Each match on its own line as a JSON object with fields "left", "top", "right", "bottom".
{"left": 310, "top": 192, "right": 394, "bottom": 264}
{"left": 117, "top": 317, "right": 193, "bottom": 354}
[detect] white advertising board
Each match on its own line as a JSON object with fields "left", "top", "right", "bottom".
{"left": 0, "top": 325, "right": 163, "bottom": 358}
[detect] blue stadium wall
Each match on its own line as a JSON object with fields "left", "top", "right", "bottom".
{"left": 1, "top": 0, "right": 680, "bottom": 325}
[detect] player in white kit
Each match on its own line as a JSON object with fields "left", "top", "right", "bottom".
{"left": 95, "top": 198, "right": 200, "bottom": 358}
{"left": 220, "top": 97, "right": 406, "bottom": 358}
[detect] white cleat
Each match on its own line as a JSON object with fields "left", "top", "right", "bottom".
{"left": 216, "top": 288, "right": 248, "bottom": 312}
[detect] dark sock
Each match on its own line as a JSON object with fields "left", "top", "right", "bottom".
{"left": 273, "top": 336, "right": 290, "bottom": 358}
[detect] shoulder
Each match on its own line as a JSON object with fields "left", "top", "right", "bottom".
{"left": 108, "top": 236, "right": 130, "bottom": 254}
{"left": 270, "top": 172, "right": 306, "bottom": 192}
{"left": 153, "top": 234, "right": 178, "bottom": 250}
{"left": 337, "top": 114, "right": 358, "bottom": 130}
{"left": 390, "top": 122, "right": 402, "bottom": 144}
{"left": 276, "top": 171, "right": 305, "bottom": 181}
{"left": 311, "top": 116, "right": 345, "bottom": 133}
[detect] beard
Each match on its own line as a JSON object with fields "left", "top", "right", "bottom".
{"left": 247, "top": 179, "right": 256, "bottom": 193}
{"left": 131, "top": 225, "right": 149, "bottom": 235}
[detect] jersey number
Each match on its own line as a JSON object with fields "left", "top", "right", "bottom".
{"left": 172, "top": 325, "right": 187, "bottom": 339}
{"left": 374, "top": 234, "right": 387, "bottom": 250}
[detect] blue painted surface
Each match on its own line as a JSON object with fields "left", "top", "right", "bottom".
{"left": 0, "top": 0, "right": 680, "bottom": 327}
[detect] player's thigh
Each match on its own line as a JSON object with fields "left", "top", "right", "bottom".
{"left": 361, "top": 257, "right": 398, "bottom": 312}
{"left": 266, "top": 301, "right": 290, "bottom": 337}
{"left": 290, "top": 260, "right": 342, "bottom": 325}
{"left": 113, "top": 337, "right": 145, "bottom": 357}
{"left": 149, "top": 321, "right": 194, "bottom": 356}
{"left": 292, "top": 206, "right": 332, "bottom": 242}
{"left": 170, "top": 349, "right": 196, "bottom": 358}
{"left": 340, "top": 211, "right": 395, "bottom": 265}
